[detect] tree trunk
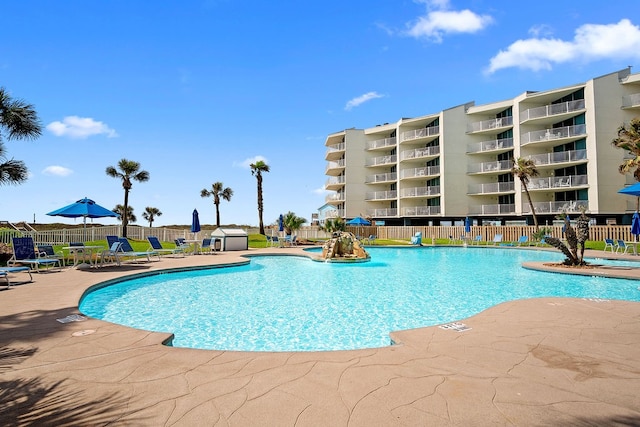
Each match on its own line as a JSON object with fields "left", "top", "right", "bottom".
{"left": 257, "top": 175, "right": 265, "bottom": 235}
{"left": 523, "top": 185, "right": 539, "bottom": 232}
{"left": 215, "top": 203, "right": 221, "bottom": 227}
{"left": 122, "top": 189, "right": 129, "bottom": 237}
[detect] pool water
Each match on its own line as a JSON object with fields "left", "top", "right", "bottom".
{"left": 79, "top": 247, "right": 640, "bottom": 352}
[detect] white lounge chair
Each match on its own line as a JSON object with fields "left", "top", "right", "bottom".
{"left": 492, "top": 234, "right": 503, "bottom": 245}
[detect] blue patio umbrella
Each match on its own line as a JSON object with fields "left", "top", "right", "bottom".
{"left": 191, "top": 209, "right": 201, "bottom": 235}
{"left": 618, "top": 182, "right": 640, "bottom": 211}
{"left": 346, "top": 216, "right": 371, "bottom": 226}
{"left": 47, "top": 197, "right": 118, "bottom": 229}
{"left": 464, "top": 217, "right": 471, "bottom": 234}
{"left": 632, "top": 212, "right": 640, "bottom": 241}
{"left": 278, "top": 214, "right": 284, "bottom": 232}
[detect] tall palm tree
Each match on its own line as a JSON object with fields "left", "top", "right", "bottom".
{"left": 282, "top": 211, "right": 307, "bottom": 235}
{"left": 106, "top": 159, "right": 149, "bottom": 237}
{"left": 612, "top": 117, "right": 640, "bottom": 180}
{"left": 142, "top": 206, "right": 162, "bottom": 228}
{"left": 511, "top": 157, "right": 540, "bottom": 231}
{"left": 113, "top": 204, "right": 136, "bottom": 224}
{"left": 0, "top": 87, "right": 42, "bottom": 186}
{"left": 250, "top": 160, "right": 270, "bottom": 235}
{"left": 200, "top": 182, "right": 233, "bottom": 227}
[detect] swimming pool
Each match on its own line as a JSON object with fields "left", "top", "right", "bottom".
{"left": 79, "top": 247, "right": 640, "bottom": 352}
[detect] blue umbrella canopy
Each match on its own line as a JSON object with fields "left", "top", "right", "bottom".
{"left": 464, "top": 217, "right": 471, "bottom": 233}
{"left": 346, "top": 216, "right": 371, "bottom": 226}
{"left": 618, "top": 182, "right": 640, "bottom": 196}
{"left": 632, "top": 212, "right": 640, "bottom": 238}
{"left": 191, "top": 209, "right": 201, "bottom": 233}
{"left": 47, "top": 197, "right": 118, "bottom": 223}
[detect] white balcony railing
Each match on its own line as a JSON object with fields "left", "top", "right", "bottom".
{"left": 325, "top": 142, "right": 345, "bottom": 155}
{"left": 519, "top": 99, "right": 586, "bottom": 122}
{"left": 366, "top": 137, "right": 396, "bottom": 150}
{"left": 402, "top": 206, "right": 441, "bottom": 216}
{"left": 399, "top": 126, "right": 440, "bottom": 142}
{"left": 622, "top": 93, "right": 640, "bottom": 108}
{"left": 325, "top": 159, "right": 345, "bottom": 172}
{"left": 365, "top": 190, "right": 397, "bottom": 201}
{"left": 522, "top": 200, "right": 589, "bottom": 214}
{"left": 325, "top": 176, "right": 345, "bottom": 187}
{"left": 521, "top": 124, "right": 587, "bottom": 145}
{"left": 365, "top": 154, "right": 397, "bottom": 167}
{"left": 400, "top": 166, "right": 440, "bottom": 179}
{"left": 469, "top": 204, "right": 516, "bottom": 215}
{"left": 527, "top": 149, "right": 587, "bottom": 166}
{"left": 467, "top": 182, "right": 515, "bottom": 195}
{"left": 365, "top": 172, "right": 397, "bottom": 183}
{"left": 527, "top": 174, "right": 588, "bottom": 190}
{"left": 467, "top": 159, "right": 512, "bottom": 174}
{"left": 401, "top": 186, "right": 440, "bottom": 197}
{"left": 467, "top": 116, "right": 513, "bottom": 133}
{"left": 325, "top": 193, "right": 345, "bottom": 203}
{"left": 467, "top": 137, "right": 514, "bottom": 154}
{"left": 400, "top": 145, "right": 440, "bottom": 161}
{"left": 366, "top": 208, "right": 398, "bottom": 217}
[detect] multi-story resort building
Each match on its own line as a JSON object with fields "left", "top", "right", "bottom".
{"left": 322, "top": 68, "right": 640, "bottom": 227}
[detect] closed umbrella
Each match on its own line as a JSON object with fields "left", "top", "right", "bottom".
{"left": 632, "top": 212, "right": 640, "bottom": 241}
{"left": 191, "top": 209, "right": 201, "bottom": 238}
{"left": 464, "top": 217, "right": 471, "bottom": 234}
{"left": 279, "top": 214, "right": 284, "bottom": 233}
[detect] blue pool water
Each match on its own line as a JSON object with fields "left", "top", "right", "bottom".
{"left": 79, "top": 247, "right": 640, "bottom": 352}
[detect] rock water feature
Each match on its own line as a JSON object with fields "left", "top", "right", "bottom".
{"left": 319, "top": 231, "right": 370, "bottom": 263}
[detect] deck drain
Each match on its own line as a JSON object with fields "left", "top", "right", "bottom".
{"left": 439, "top": 322, "right": 471, "bottom": 332}
{"left": 56, "top": 314, "right": 87, "bottom": 323}
{"left": 72, "top": 329, "right": 96, "bottom": 337}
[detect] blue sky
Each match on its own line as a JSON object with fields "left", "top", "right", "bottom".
{"left": 2, "top": 0, "right": 640, "bottom": 228}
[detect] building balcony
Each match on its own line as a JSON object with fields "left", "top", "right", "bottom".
{"left": 522, "top": 200, "right": 589, "bottom": 214}
{"left": 521, "top": 124, "right": 587, "bottom": 147}
{"left": 400, "top": 145, "right": 440, "bottom": 162}
{"left": 469, "top": 204, "right": 516, "bottom": 215}
{"left": 325, "top": 143, "right": 345, "bottom": 161}
{"left": 366, "top": 136, "right": 396, "bottom": 150}
{"left": 399, "top": 126, "right": 440, "bottom": 143}
{"left": 365, "top": 190, "right": 397, "bottom": 201}
{"left": 402, "top": 206, "right": 441, "bottom": 216}
{"left": 527, "top": 174, "right": 588, "bottom": 191}
{"left": 467, "top": 182, "right": 515, "bottom": 195}
{"left": 622, "top": 93, "right": 640, "bottom": 109}
{"left": 325, "top": 193, "right": 345, "bottom": 204}
{"left": 401, "top": 186, "right": 440, "bottom": 198}
{"left": 323, "top": 209, "right": 345, "bottom": 219}
{"left": 466, "top": 116, "right": 513, "bottom": 134}
{"left": 325, "top": 159, "right": 345, "bottom": 175}
{"left": 325, "top": 176, "right": 345, "bottom": 191}
{"left": 528, "top": 149, "right": 587, "bottom": 169}
{"left": 467, "top": 159, "right": 512, "bottom": 174}
{"left": 400, "top": 166, "right": 440, "bottom": 180}
{"left": 365, "top": 172, "right": 397, "bottom": 184}
{"left": 467, "top": 137, "right": 513, "bottom": 154}
{"left": 366, "top": 208, "right": 398, "bottom": 217}
{"left": 365, "top": 154, "right": 397, "bottom": 167}
{"left": 519, "top": 99, "right": 586, "bottom": 123}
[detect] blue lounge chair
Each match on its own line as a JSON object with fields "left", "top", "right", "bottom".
{"left": 411, "top": 232, "right": 422, "bottom": 245}
{"left": 0, "top": 266, "right": 33, "bottom": 287}
{"left": 616, "top": 240, "right": 635, "bottom": 255}
{"left": 118, "top": 238, "right": 157, "bottom": 262}
{"left": 517, "top": 236, "right": 529, "bottom": 246}
{"left": 603, "top": 238, "right": 616, "bottom": 252}
{"left": 9, "top": 237, "right": 62, "bottom": 272}
{"left": 100, "top": 241, "right": 124, "bottom": 266}
{"left": 200, "top": 238, "right": 218, "bottom": 254}
{"left": 174, "top": 238, "right": 191, "bottom": 253}
{"left": 471, "top": 235, "right": 482, "bottom": 245}
{"left": 147, "top": 236, "right": 185, "bottom": 257}
{"left": 38, "top": 244, "right": 66, "bottom": 267}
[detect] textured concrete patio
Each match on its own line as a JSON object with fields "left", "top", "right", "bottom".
{"left": 1, "top": 246, "right": 639, "bottom": 426}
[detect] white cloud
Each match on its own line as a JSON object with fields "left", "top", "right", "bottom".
{"left": 406, "top": 0, "right": 493, "bottom": 42}
{"left": 345, "top": 92, "right": 384, "bottom": 111}
{"left": 313, "top": 186, "right": 330, "bottom": 195}
{"left": 46, "top": 116, "right": 118, "bottom": 139}
{"left": 42, "top": 165, "right": 73, "bottom": 176}
{"left": 487, "top": 19, "right": 640, "bottom": 74}
{"left": 235, "top": 155, "right": 269, "bottom": 169}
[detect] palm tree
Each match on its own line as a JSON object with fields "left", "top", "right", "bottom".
{"left": 142, "top": 206, "right": 162, "bottom": 228}
{"left": 250, "top": 160, "right": 270, "bottom": 235}
{"left": 612, "top": 117, "right": 640, "bottom": 182}
{"left": 282, "top": 211, "right": 307, "bottom": 235}
{"left": 200, "top": 182, "right": 233, "bottom": 227}
{"left": 0, "top": 87, "right": 42, "bottom": 186}
{"left": 106, "top": 159, "right": 149, "bottom": 237}
{"left": 113, "top": 204, "right": 136, "bottom": 224}
{"left": 321, "top": 217, "right": 346, "bottom": 233}
{"left": 511, "top": 157, "right": 540, "bottom": 231}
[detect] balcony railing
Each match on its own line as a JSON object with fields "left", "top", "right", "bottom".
{"left": 402, "top": 206, "right": 441, "bottom": 216}
{"left": 365, "top": 190, "right": 397, "bottom": 201}
{"left": 401, "top": 166, "right": 440, "bottom": 179}
{"left": 400, "top": 145, "right": 440, "bottom": 161}
{"left": 519, "top": 99, "right": 585, "bottom": 122}
{"left": 324, "top": 209, "right": 344, "bottom": 219}
{"left": 365, "top": 172, "right": 397, "bottom": 183}
{"left": 325, "top": 159, "right": 345, "bottom": 172}
{"left": 527, "top": 174, "right": 588, "bottom": 190}
{"left": 469, "top": 204, "right": 516, "bottom": 215}
{"left": 399, "top": 126, "right": 440, "bottom": 142}
{"left": 365, "top": 154, "right": 397, "bottom": 167}
{"left": 521, "top": 124, "right": 587, "bottom": 145}
{"left": 528, "top": 149, "right": 587, "bottom": 166}
{"left": 366, "top": 137, "right": 396, "bottom": 150}
{"left": 366, "top": 208, "right": 398, "bottom": 217}
{"left": 467, "top": 182, "right": 515, "bottom": 195}
{"left": 522, "top": 200, "right": 589, "bottom": 214}
{"left": 622, "top": 93, "right": 640, "bottom": 108}
{"left": 325, "top": 176, "right": 345, "bottom": 188}
{"left": 325, "top": 142, "right": 345, "bottom": 155}
{"left": 401, "top": 186, "right": 440, "bottom": 197}
{"left": 467, "top": 159, "right": 512, "bottom": 174}
{"left": 467, "top": 116, "right": 513, "bottom": 133}
{"left": 325, "top": 193, "right": 345, "bottom": 203}
{"left": 467, "top": 137, "right": 513, "bottom": 154}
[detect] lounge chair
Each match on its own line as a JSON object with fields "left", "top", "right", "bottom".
{"left": 492, "top": 234, "right": 503, "bottom": 245}
{"left": 471, "top": 235, "right": 482, "bottom": 245}
{"left": 284, "top": 235, "right": 298, "bottom": 247}
{"left": 100, "top": 242, "right": 124, "bottom": 266}
{"left": 616, "top": 240, "right": 635, "bottom": 255}
{"left": 147, "top": 236, "right": 185, "bottom": 257}
{"left": 603, "top": 238, "right": 616, "bottom": 252}
{"left": 411, "top": 232, "right": 422, "bottom": 245}
{"left": 9, "top": 237, "right": 62, "bottom": 272}
{"left": 365, "top": 234, "right": 376, "bottom": 245}
{"left": 200, "top": 238, "right": 218, "bottom": 254}
{"left": 174, "top": 238, "right": 191, "bottom": 254}
{"left": 517, "top": 236, "right": 529, "bottom": 246}
{"left": 0, "top": 266, "right": 33, "bottom": 288}
{"left": 38, "top": 244, "right": 66, "bottom": 267}
{"left": 118, "top": 238, "right": 158, "bottom": 262}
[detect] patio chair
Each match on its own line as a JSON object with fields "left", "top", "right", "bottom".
{"left": 516, "top": 236, "right": 529, "bottom": 246}
{"left": 174, "top": 238, "right": 191, "bottom": 254}
{"left": 603, "top": 239, "right": 616, "bottom": 252}
{"left": 616, "top": 240, "right": 635, "bottom": 255}
{"left": 0, "top": 266, "right": 33, "bottom": 288}
{"left": 147, "top": 236, "right": 185, "bottom": 257}
{"left": 100, "top": 241, "right": 124, "bottom": 266}
{"left": 471, "top": 235, "right": 482, "bottom": 245}
{"left": 365, "top": 234, "right": 376, "bottom": 245}
{"left": 118, "top": 238, "right": 157, "bottom": 262}
{"left": 200, "top": 238, "right": 217, "bottom": 254}
{"left": 410, "top": 232, "right": 422, "bottom": 245}
{"left": 38, "top": 244, "right": 66, "bottom": 267}
{"left": 492, "top": 234, "right": 503, "bottom": 245}
{"left": 9, "top": 237, "right": 62, "bottom": 272}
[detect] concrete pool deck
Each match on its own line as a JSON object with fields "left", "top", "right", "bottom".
{"left": 1, "top": 246, "right": 639, "bottom": 426}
